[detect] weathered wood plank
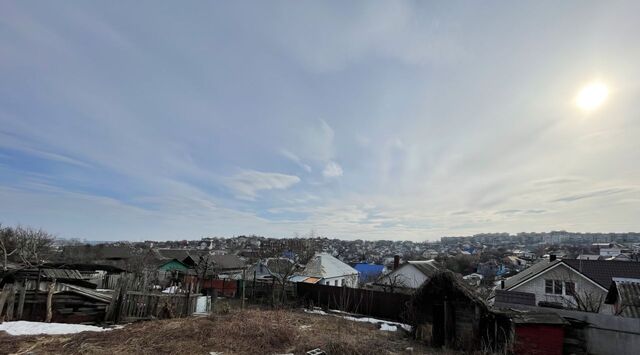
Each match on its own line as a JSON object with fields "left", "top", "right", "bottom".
{"left": 16, "top": 280, "right": 27, "bottom": 320}
{"left": 0, "top": 283, "right": 12, "bottom": 322}
{"left": 6, "top": 285, "right": 16, "bottom": 321}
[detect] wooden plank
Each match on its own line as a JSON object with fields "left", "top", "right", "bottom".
{"left": 6, "top": 285, "right": 16, "bottom": 321}
{"left": 46, "top": 279, "right": 56, "bottom": 323}
{"left": 0, "top": 283, "right": 11, "bottom": 322}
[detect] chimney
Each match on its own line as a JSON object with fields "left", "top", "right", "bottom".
{"left": 500, "top": 280, "right": 505, "bottom": 289}
{"left": 393, "top": 255, "right": 400, "bottom": 270}
{"left": 550, "top": 254, "right": 557, "bottom": 262}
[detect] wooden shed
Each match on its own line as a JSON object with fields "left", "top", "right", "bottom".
{"left": 494, "top": 310, "right": 568, "bottom": 355}
{"left": 1, "top": 267, "right": 112, "bottom": 324}
{"left": 410, "top": 270, "right": 510, "bottom": 351}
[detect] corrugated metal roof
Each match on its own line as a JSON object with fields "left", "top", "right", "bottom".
{"left": 504, "top": 259, "right": 561, "bottom": 290}
{"left": 302, "top": 277, "right": 321, "bottom": 284}
{"left": 606, "top": 278, "right": 640, "bottom": 318}
{"left": 407, "top": 260, "right": 440, "bottom": 278}
{"left": 494, "top": 290, "right": 536, "bottom": 306}
{"left": 563, "top": 260, "right": 640, "bottom": 289}
{"left": 303, "top": 253, "right": 358, "bottom": 279}
{"left": 495, "top": 309, "right": 569, "bottom": 325}
{"left": 41, "top": 268, "right": 84, "bottom": 280}
{"left": 288, "top": 275, "right": 310, "bottom": 283}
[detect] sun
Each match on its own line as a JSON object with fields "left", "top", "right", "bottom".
{"left": 575, "top": 81, "right": 609, "bottom": 111}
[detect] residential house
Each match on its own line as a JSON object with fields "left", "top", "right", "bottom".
{"left": 577, "top": 254, "right": 600, "bottom": 261}
{"left": 462, "top": 273, "right": 484, "bottom": 286}
{"left": 301, "top": 252, "right": 359, "bottom": 287}
{"left": 496, "top": 257, "right": 640, "bottom": 313}
{"left": 375, "top": 260, "right": 440, "bottom": 292}
{"left": 246, "top": 258, "right": 295, "bottom": 282}
{"left": 353, "top": 263, "right": 385, "bottom": 284}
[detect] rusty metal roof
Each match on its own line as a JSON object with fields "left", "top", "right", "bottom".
{"left": 605, "top": 277, "right": 640, "bottom": 318}
{"left": 302, "top": 277, "right": 321, "bottom": 284}
{"left": 41, "top": 268, "right": 84, "bottom": 280}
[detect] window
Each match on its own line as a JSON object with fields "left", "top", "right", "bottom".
{"left": 565, "top": 281, "right": 575, "bottom": 296}
{"left": 334, "top": 279, "right": 338, "bottom": 286}
{"left": 545, "top": 279, "right": 563, "bottom": 295}
{"left": 554, "top": 280, "right": 562, "bottom": 294}
{"left": 341, "top": 279, "right": 344, "bottom": 286}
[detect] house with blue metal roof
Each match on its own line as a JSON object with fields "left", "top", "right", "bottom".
{"left": 353, "top": 263, "right": 385, "bottom": 283}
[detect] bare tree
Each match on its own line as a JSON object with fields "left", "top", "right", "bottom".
{"left": 257, "top": 234, "right": 316, "bottom": 304}
{"left": 376, "top": 272, "right": 410, "bottom": 293}
{"left": 13, "top": 226, "right": 55, "bottom": 267}
{"left": 195, "top": 253, "right": 216, "bottom": 293}
{"left": 0, "top": 224, "right": 18, "bottom": 271}
{"left": 548, "top": 273, "right": 604, "bottom": 313}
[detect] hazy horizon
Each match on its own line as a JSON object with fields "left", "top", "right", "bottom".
{"left": 1, "top": 1, "right": 639, "bottom": 241}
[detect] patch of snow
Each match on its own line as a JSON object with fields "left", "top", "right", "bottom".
{"left": 0, "top": 321, "right": 114, "bottom": 336}
{"left": 379, "top": 323, "right": 397, "bottom": 332}
{"left": 162, "top": 286, "right": 178, "bottom": 294}
{"left": 299, "top": 325, "right": 312, "bottom": 330}
{"left": 303, "top": 309, "right": 328, "bottom": 315}
{"left": 303, "top": 308, "right": 413, "bottom": 332}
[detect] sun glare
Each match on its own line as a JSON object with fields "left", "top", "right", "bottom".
{"left": 575, "top": 82, "right": 609, "bottom": 111}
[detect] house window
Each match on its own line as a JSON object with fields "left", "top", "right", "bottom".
{"left": 565, "top": 281, "right": 575, "bottom": 296}
{"left": 334, "top": 279, "right": 338, "bottom": 286}
{"left": 340, "top": 279, "right": 344, "bottom": 286}
{"left": 545, "top": 279, "right": 563, "bottom": 295}
{"left": 554, "top": 280, "right": 562, "bottom": 294}
{"left": 545, "top": 279, "right": 553, "bottom": 294}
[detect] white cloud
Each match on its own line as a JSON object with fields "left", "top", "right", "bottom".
{"left": 225, "top": 170, "right": 301, "bottom": 200}
{"left": 280, "top": 149, "right": 311, "bottom": 172}
{"left": 322, "top": 161, "right": 343, "bottom": 178}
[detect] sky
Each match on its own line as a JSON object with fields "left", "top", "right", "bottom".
{"left": 1, "top": 1, "right": 639, "bottom": 241}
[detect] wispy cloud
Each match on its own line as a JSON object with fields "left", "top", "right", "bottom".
{"left": 1, "top": 1, "right": 639, "bottom": 240}
{"left": 551, "top": 188, "right": 634, "bottom": 203}
{"left": 322, "top": 161, "right": 343, "bottom": 178}
{"left": 224, "top": 170, "right": 301, "bottom": 200}
{"left": 280, "top": 149, "right": 311, "bottom": 172}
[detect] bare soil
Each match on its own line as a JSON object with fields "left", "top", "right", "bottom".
{"left": 0, "top": 309, "right": 438, "bottom": 355}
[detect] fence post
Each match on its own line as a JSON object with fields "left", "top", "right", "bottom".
{"left": 45, "top": 279, "right": 56, "bottom": 323}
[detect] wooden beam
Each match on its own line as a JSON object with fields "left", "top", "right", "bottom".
{"left": 6, "top": 285, "right": 16, "bottom": 321}
{"left": 0, "top": 283, "right": 11, "bottom": 322}
{"left": 16, "top": 278, "right": 27, "bottom": 319}
{"left": 45, "top": 279, "right": 56, "bottom": 323}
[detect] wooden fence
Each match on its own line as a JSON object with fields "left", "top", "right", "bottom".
{"left": 112, "top": 291, "right": 199, "bottom": 323}
{"left": 296, "top": 283, "right": 412, "bottom": 322}
{"left": 104, "top": 273, "right": 201, "bottom": 323}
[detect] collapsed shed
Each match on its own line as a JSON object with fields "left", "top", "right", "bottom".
{"left": 410, "top": 270, "right": 502, "bottom": 350}
{"left": 410, "top": 270, "right": 568, "bottom": 353}
{"left": 0, "top": 267, "right": 112, "bottom": 324}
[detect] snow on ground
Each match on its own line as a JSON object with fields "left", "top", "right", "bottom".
{"left": 162, "top": 285, "right": 179, "bottom": 294}
{"left": 303, "top": 308, "right": 412, "bottom": 332}
{"left": 379, "top": 323, "right": 398, "bottom": 332}
{"left": 0, "top": 321, "right": 114, "bottom": 336}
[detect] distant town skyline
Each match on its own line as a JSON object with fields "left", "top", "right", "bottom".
{"left": 1, "top": 1, "right": 639, "bottom": 241}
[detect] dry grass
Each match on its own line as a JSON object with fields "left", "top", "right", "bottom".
{"left": 0, "top": 309, "right": 436, "bottom": 355}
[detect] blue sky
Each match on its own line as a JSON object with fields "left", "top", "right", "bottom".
{"left": 1, "top": 1, "right": 639, "bottom": 241}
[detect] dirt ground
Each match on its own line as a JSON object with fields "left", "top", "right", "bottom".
{"left": 0, "top": 309, "right": 440, "bottom": 355}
